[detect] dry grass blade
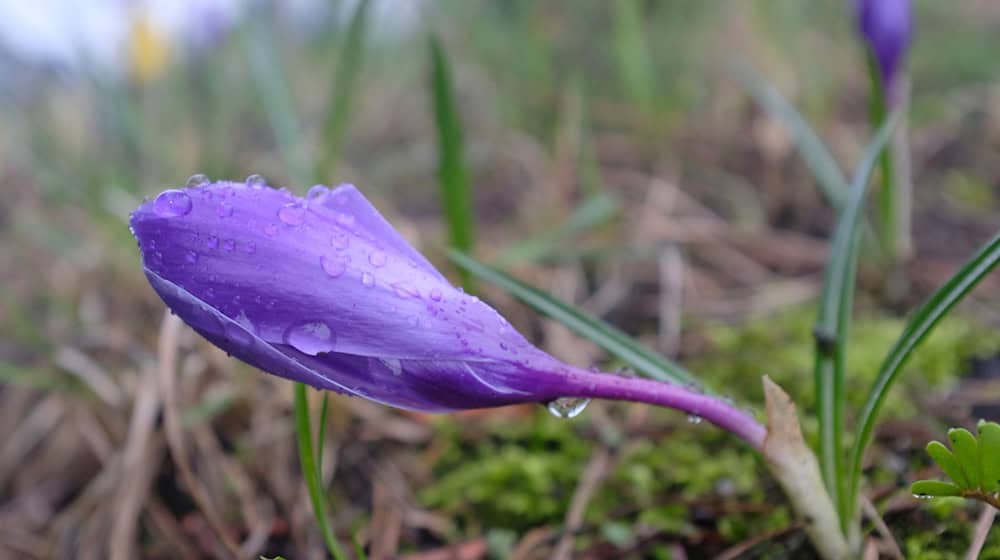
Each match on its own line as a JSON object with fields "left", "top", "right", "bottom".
{"left": 965, "top": 504, "right": 997, "bottom": 560}
{"left": 552, "top": 445, "right": 613, "bottom": 560}
{"left": 157, "top": 312, "right": 241, "bottom": 558}
{"left": 860, "top": 496, "right": 903, "bottom": 560}
{"left": 0, "top": 394, "right": 65, "bottom": 490}
{"left": 109, "top": 362, "right": 163, "bottom": 560}
{"left": 54, "top": 346, "right": 124, "bottom": 408}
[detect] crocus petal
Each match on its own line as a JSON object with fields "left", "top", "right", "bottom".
{"left": 130, "top": 180, "right": 574, "bottom": 411}
{"left": 856, "top": 0, "right": 912, "bottom": 99}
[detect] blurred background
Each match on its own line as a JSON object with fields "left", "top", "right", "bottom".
{"left": 2, "top": 1, "right": 1000, "bottom": 558}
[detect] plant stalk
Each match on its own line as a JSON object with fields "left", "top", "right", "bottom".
{"left": 565, "top": 369, "right": 766, "bottom": 451}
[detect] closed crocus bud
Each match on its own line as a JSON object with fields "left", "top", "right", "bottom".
{"left": 856, "top": 0, "right": 912, "bottom": 104}
{"left": 130, "top": 178, "right": 766, "bottom": 447}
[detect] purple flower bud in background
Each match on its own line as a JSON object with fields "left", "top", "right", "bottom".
{"left": 130, "top": 179, "right": 766, "bottom": 448}
{"left": 856, "top": 0, "right": 913, "bottom": 104}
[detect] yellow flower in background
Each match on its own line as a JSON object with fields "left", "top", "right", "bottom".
{"left": 128, "top": 12, "right": 170, "bottom": 84}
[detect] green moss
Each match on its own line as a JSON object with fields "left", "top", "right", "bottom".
{"left": 691, "top": 307, "right": 1000, "bottom": 427}
{"left": 419, "top": 307, "right": 1000, "bottom": 546}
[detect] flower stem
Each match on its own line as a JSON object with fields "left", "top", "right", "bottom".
{"left": 565, "top": 369, "right": 766, "bottom": 451}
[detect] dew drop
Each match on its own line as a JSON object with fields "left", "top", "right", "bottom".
{"left": 225, "top": 311, "right": 256, "bottom": 346}
{"left": 184, "top": 250, "right": 199, "bottom": 264}
{"left": 307, "top": 184, "right": 329, "bottom": 199}
{"left": 153, "top": 189, "right": 193, "bottom": 217}
{"left": 186, "top": 173, "right": 210, "bottom": 187}
{"left": 381, "top": 358, "right": 403, "bottom": 377}
{"left": 246, "top": 174, "right": 267, "bottom": 189}
{"left": 331, "top": 233, "right": 350, "bottom": 250}
{"left": 687, "top": 414, "right": 703, "bottom": 425}
{"left": 336, "top": 213, "right": 355, "bottom": 227}
{"left": 284, "top": 320, "right": 336, "bottom": 356}
{"left": 223, "top": 239, "right": 236, "bottom": 252}
{"left": 361, "top": 272, "right": 375, "bottom": 287}
{"left": 206, "top": 236, "right": 219, "bottom": 249}
{"left": 391, "top": 282, "right": 419, "bottom": 298}
{"left": 368, "top": 250, "right": 387, "bottom": 267}
{"left": 546, "top": 397, "right": 591, "bottom": 419}
{"left": 913, "top": 493, "right": 932, "bottom": 500}
{"left": 278, "top": 203, "right": 306, "bottom": 226}
{"left": 321, "top": 255, "right": 347, "bottom": 278}
{"left": 429, "top": 288, "right": 443, "bottom": 302}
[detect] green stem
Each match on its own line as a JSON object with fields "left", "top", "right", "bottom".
{"left": 866, "top": 50, "right": 897, "bottom": 265}
{"left": 294, "top": 384, "right": 347, "bottom": 560}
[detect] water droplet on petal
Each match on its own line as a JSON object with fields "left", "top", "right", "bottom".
{"left": 185, "top": 250, "right": 199, "bottom": 264}
{"left": 391, "top": 282, "right": 419, "bottom": 298}
{"left": 278, "top": 203, "right": 306, "bottom": 226}
{"left": 264, "top": 223, "right": 278, "bottom": 237}
{"left": 336, "top": 213, "right": 355, "bottom": 227}
{"left": 246, "top": 174, "right": 267, "bottom": 189}
{"left": 330, "top": 233, "right": 350, "bottom": 250}
{"left": 153, "top": 189, "right": 193, "bottom": 217}
{"left": 687, "top": 414, "right": 703, "bottom": 424}
{"left": 361, "top": 272, "right": 375, "bottom": 287}
{"left": 307, "top": 184, "right": 329, "bottom": 199}
{"left": 284, "top": 320, "right": 336, "bottom": 356}
{"left": 429, "top": 288, "right": 443, "bottom": 301}
{"left": 321, "top": 255, "right": 347, "bottom": 278}
{"left": 381, "top": 358, "right": 403, "bottom": 377}
{"left": 206, "top": 236, "right": 219, "bottom": 249}
{"left": 186, "top": 173, "right": 210, "bottom": 187}
{"left": 225, "top": 311, "right": 256, "bottom": 346}
{"left": 547, "top": 397, "right": 591, "bottom": 419}
{"left": 223, "top": 239, "right": 236, "bottom": 252}
{"left": 368, "top": 250, "right": 387, "bottom": 267}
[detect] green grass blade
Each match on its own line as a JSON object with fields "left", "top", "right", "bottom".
{"left": 910, "top": 480, "right": 962, "bottom": 498}
{"left": 811, "top": 114, "right": 899, "bottom": 525}
{"left": 847, "top": 228, "right": 1000, "bottom": 516}
{"left": 949, "top": 428, "right": 980, "bottom": 490}
{"left": 294, "top": 384, "right": 347, "bottom": 560}
{"left": 429, "top": 35, "right": 476, "bottom": 292}
{"left": 978, "top": 421, "right": 1000, "bottom": 492}
{"left": 612, "top": 0, "right": 654, "bottom": 111}
{"left": 864, "top": 49, "right": 902, "bottom": 262}
{"left": 316, "top": 0, "right": 371, "bottom": 181}
{"left": 242, "top": 18, "right": 310, "bottom": 184}
{"left": 449, "top": 251, "right": 702, "bottom": 390}
{"left": 494, "top": 192, "right": 619, "bottom": 266}
{"left": 926, "top": 440, "right": 970, "bottom": 489}
{"left": 729, "top": 61, "right": 849, "bottom": 209}
{"left": 317, "top": 393, "right": 330, "bottom": 474}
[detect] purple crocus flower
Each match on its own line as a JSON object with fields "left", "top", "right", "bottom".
{"left": 856, "top": 0, "right": 912, "bottom": 104}
{"left": 130, "top": 179, "right": 766, "bottom": 448}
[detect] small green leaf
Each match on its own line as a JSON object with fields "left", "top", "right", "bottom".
{"left": 926, "top": 440, "right": 970, "bottom": 489}
{"left": 978, "top": 421, "right": 1000, "bottom": 492}
{"left": 949, "top": 428, "right": 981, "bottom": 490}
{"left": 911, "top": 480, "right": 962, "bottom": 498}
